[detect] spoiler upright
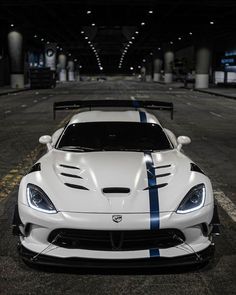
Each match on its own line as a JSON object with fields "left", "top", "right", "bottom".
{"left": 53, "top": 100, "right": 174, "bottom": 120}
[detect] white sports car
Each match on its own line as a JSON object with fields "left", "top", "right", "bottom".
{"left": 13, "top": 100, "right": 220, "bottom": 268}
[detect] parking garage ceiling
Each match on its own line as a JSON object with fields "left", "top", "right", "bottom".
{"left": 1, "top": 0, "right": 236, "bottom": 73}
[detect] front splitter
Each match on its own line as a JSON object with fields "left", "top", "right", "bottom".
{"left": 18, "top": 244, "right": 215, "bottom": 269}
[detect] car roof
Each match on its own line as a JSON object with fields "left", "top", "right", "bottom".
{"left": 69, "top": 110, "right": 161, "bottom": 125}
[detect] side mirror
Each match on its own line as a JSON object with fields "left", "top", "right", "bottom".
{"left": 177, "top": 136, "right": 191, "bottom": 151}
{"left": 39, "top": 135, "right": 52, "bottom": 150}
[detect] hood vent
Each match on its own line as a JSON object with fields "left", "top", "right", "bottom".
{"left": 103, "top": 187, "right": 130, "bottom": 194}
{"left": 60, "top": 164, "right": 80, "bottom": 170}
{"left": 144, "top": 183, "right": 168, "bottom": 190}
{"left": 61, "top": 173, "right": 82, "bottom": 179}
{"left": 155, "top": 173, "right": 171, "bottom": 178}
{"left": 153, "top": 164, "right": 171, "bottom": 169}
{"left": 64, "top": 183, "right": 89, "bottom": 190}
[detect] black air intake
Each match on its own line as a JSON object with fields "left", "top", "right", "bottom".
{"left": 102, "top": 187, "right": 130, "bottom": 194}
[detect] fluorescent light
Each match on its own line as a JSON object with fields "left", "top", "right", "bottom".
{"left": 135, "top": 31, "right": 139, "bottom": 34}
{"left": 210, "top": 21, "right": 214, "bottom": 25}
{"left": 81, "top": 31, "right": 84, "bottom": 34}
{"left": 141, "top": 22, "right": 145, "bottom": 26}
{"left": 91, "top": 23, "right": 95, "bottom": 26}
{"left": 87, "top": 10, "right": 91, "bottom": 14}
{"left": 148, "top": 10, "right": 153, "bottom": 14}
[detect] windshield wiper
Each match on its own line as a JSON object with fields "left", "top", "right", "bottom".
{"left": 58, "top": 146, "right": 97, "bottom": 152}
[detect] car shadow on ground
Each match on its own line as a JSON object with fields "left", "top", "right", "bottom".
{"left": 20, "top": 257, "right": 219, "bottom": 276}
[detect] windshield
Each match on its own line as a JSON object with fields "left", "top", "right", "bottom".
{"left": 57, "top": 122, "right": 172, "bottom": 152}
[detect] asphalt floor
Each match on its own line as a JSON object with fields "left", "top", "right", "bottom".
{"left": 0, "top": 80, "right": 235, "bottom": 295}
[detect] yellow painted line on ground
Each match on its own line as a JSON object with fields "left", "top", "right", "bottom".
{"left": 0, "top": 112, "right": 73, "bottom": 202}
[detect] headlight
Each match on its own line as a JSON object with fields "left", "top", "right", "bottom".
{"left": 176, "top": 184, "right": 206, "bottom": 214}
{"left": 27, "top": 184, "right": 57, "bottom": 214}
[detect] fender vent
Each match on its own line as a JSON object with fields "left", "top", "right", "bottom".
{"left": 190, "top": 163, "right": 205, "bottom": 175}
{"left": 103, "top": 187, "right": 130, "bottom": 194}
{"left": 28, "top": 163, "right": 41, "bottom": 174}
{"left": 64, "top": 183, "right": 89, "bottom": 190}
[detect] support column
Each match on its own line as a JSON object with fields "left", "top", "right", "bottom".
{"left": 164, "top": 49, "right": 174, "bottom": 83}
{"left": 58, "top": 54, "right": 67, "bottom": 82}
{"left": 68, "top": 60, "right": 75, "bottom": 81}
{"left": 145, "top": 61, "right": 152, "bottom": 82}
{"left": 45, "top": 43, "right": 57, "bottom": 70}
{"left": 8, "top": 31, "right": 24, "bottom": 88}
{"left": 195, "top": 43, "right": 211, "bottom": 89}
{"left": 153, "top": 57, "right": 162, "bottom": 82}
{"left": 140, "top": 66, "right": 146, "bottom": 82}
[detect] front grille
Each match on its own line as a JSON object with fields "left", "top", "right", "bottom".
{"left": 48, "top": 229, "right": 185, "bottom": 251}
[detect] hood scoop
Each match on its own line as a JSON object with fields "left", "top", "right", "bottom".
{"left": 103, "top": 187, "right": 130, "bottom": 194}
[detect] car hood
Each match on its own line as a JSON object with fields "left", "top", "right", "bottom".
{"left": 24, "top": 149, "right": 209, "bottom": 213}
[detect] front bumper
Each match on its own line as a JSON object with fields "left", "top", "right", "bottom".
{"left": 14, "top": 202, "right": 216, "bottom": 264}
{"left": 19, "top": 243, "right": 215, "bottom": 268}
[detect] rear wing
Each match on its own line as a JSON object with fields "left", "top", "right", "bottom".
{"left": 53, "top": 100, "right": 174, "bottom": 120}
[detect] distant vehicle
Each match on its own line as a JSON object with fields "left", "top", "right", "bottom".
{"left": 97, "top": 76, "right": 107, "bottom": 81}
{"left": 13, "top": 100, "right": 219, "bottom": 268}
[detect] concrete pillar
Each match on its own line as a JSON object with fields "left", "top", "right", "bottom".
{"left": 58, "top": 54, "right": 67, "bottom": 82}
{"left": 140, "top": 66, "right": 146, "bottom": 82}
{"left": 68, "top": 60, "right": 75, "bottom": 81}
{"left": 45, "top": 43, "right": 57, "bottom": 70}
{"left": 8, "top": 31, "right": 24, "bottom": 88}
{"left": 146, "top": 62, "right": 152, "bottom": 82}
{"left": 195, "top": 44, "right": 211, "bottom": 89}
{"left": 153, "top": 57, "right": 162, "bottom": 82}
{"left": 164, "top": 49, "right": 174, "bottom": 83}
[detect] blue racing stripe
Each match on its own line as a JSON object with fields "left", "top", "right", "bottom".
{"left": 139, "top": 110, "right": 160, "bottom": 257}
{"left": 139, "top": 111, "right": 147, "bottom": 123}
{"left": 145, "top": 152, "right": 160, "bottom": 230}
{"left": 149, "top": 248, "right": 160, "bottom": 257}
{"left": 132, "top": 100, "right": 140, "bottom": 108}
